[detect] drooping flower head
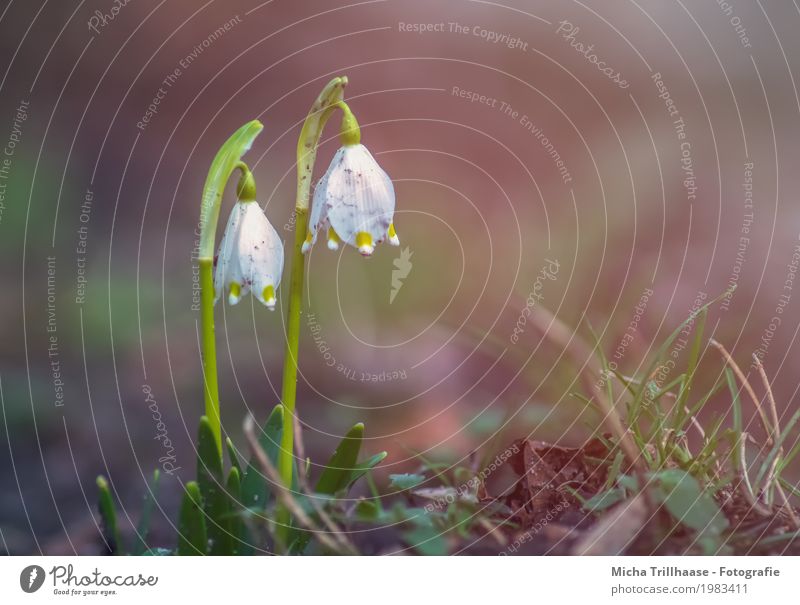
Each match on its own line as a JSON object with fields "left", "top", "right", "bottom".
{"left": 302, "top": 102, "right": 399, "bottom": 256}
{"left": 214, "top": 169, "right": 284, "bottom": 309}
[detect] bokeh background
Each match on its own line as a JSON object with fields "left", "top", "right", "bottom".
{"left": 1, "top": 0, "right": 800, "bottom": 554}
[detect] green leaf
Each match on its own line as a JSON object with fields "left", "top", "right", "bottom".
{"left": 197, "top": 417, "right": 223, "bottom": 479}
{"left": 355, "top": 499, "right": 383, "bottom": 521}
{"left": 239, "top": 405, "right": 284, "bottom": 556}
{"left": 291, "top": 426, "right": 384, "bottom": 555}
{"left": 316, "top": 423, "right": 364, "bottom": 495}
{"left": 96, "top": 476, "right": 122, "bottom": 555}
{"left": 617, "top": 473, "right": 639, "bottom": 492}
{"left": 178, "top": 481, "right": 207, "bottom": 556}
{"left": 133, "top": 469, "right": 160, "bottom": 555}
{"left": 403, "top": 524, "right": 448, "bottom": 556}
{"left": 226, "top": 437, "right": 242, "bottom": 476}
{"left": 287, "top": 532, "right": 312, "bottom": 555}
{"left": 285, "top": 492, "right": 336, "bottom": 556}
{"left": 392, "top": 503, "right": 436, "bottom": 527}
{"left": 196, "top": 416, "right": 231, "bottom": 555}
{"left": 583, "top": 488, "right": 626, "bottom": 512}
{"left": 241, "top": 405, "right": 284, "bottom": 509}
{"left": 650, "top": 469, "right": 728, "bottom": 534}
{"left": 286, "top": 423, "right": 369, "bottom": 555}
{"left": 226, "top": 466, "right": 244, "bottom": 555}
{"left": 344, "top": 452, "right": 387, "bottom": 491}
{"left": 390, "top": 473, "right": 426, "bottom": 491}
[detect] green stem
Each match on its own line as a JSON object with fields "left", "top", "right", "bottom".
{"left": 276, "top": 76, "right": 348, "bottom": 539}
{"left": 198, "top": 120, "right": 263, "bottom": 455}
{"left": 277, "top": 213, "right": 307, "bottom": 483}
{"left": 199, "top": 258, "right": 221, "bottom": 452}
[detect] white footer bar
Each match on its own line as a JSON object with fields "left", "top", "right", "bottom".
{"left": 0, "top": 556, "right": 791, "bottom": 603}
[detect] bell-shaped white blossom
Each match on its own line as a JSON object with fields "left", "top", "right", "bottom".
{"left": 214, "top": 200, "right": 283, "bottom": 309}
{"left": 302, "top": 143, "right": 399, "bottom": 256}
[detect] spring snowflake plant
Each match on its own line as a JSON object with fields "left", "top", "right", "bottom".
{"left": 96, "top": 76, "right": 394, "bottom": 555}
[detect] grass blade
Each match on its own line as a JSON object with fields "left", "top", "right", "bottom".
{"left": 755, "top": 409, "right": 800, "bottom": 490}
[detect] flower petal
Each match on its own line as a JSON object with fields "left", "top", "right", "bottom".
{"left": 309, "top": 144, "right": 395, "bottom": 254}
{"left": 214, "top": 202, "right": 247, "bottom": 304}
{"left": 214, "top": 201, "right": 284, "bottom": 307}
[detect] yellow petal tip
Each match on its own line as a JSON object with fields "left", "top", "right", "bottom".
{"left": 228, "top": 282, "right": 241, "bottom": 305}
{"left": 356, "top": 232, "right": 374, "bottom": 256}
{"left": 262, "top": 285, "right": 276, "bottom": 310}
{"left": 327, "top": 227, "right": 341, "bottom": 250}
{"left": 388, "top": 223, "right": 399, "bottom": 246}
{"left": 301, "top": 231, "right": 313, "bottom": 254}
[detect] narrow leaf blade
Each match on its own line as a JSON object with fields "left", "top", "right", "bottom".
{"left": 316, "top": 423, "right": 364, "bottom": 495}
{"left": 133, "top": 469, "right": 160, "bottom": 555}
{"left": 178, "top": 481, "right": 207, "bottom": 556}
{"left": 96, "top": 476, "right": 122, "bottom": 555}
{"left": 241, "top": 405, "right": 284, "bottom": 508}
{"left": 196, "top": 416, "right": 231, "bottom": 555}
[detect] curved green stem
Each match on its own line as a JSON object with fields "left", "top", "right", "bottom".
{"left": 336, "top": 101, "right": 361, "bottom": 146}
{"left": 277, "top": 77, "right": 348, "bottom": 538}
{"left": 198, "top": 120, "right": 263, "bottom": 455}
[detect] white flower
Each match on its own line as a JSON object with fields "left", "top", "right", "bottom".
{"left": 302, "top": 143, "right": 399, "bottom": 256}
{"left": 214, "top": 200, "right": 283, "bottom": 309}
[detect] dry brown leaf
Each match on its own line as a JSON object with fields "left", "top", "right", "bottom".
{"left": 481, "top": 437, "right": 614, "bottom": 529}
